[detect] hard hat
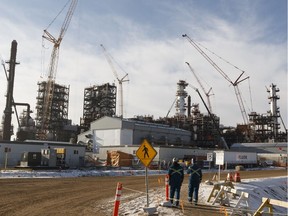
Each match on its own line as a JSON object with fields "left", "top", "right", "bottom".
{"left": 172, "top": 157, "right": 178, "bottom": 163}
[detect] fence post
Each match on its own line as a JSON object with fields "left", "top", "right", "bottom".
{"left": 113, "top": 182, "right": 122, "bottom": 216}
{"left": 165, "top": 174, "right": 169, "bottom": 201}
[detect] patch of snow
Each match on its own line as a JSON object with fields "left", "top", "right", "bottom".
{"left": 0, "top": 169, "right": 287, "bottom": 215}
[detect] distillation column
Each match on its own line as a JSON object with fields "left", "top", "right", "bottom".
{"left": 267, "top": 83, "right": 280, "bottom": 139}
{"left": 175, "top": 80, "right": 188, "bottom": 119}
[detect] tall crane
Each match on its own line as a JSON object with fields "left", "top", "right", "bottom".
{"left": 185, "top": 61, "right": 214, "bottom": 113}
{"left": 100, "top": 44, "right": 129, "bottom": 118}
{"left": 40, "top": 0, "right": 78, "bottom": 138}
{"left": 183, "top": 34, "right": 250, "bottom": 125}
{"left": 189, "top": 84, "right": 229, "bottom": 149}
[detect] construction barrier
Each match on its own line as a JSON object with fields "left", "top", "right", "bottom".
{"left": 253, "top": 197, "right": 288, "bottom": 216}
{"left": 207, "top": 181, "right": 234, "bottom": 203}
{"left": 113, "top": 182, "right": 123, "bottom": 216}
{"left": 165, "top": 174, "right": 169, "bottom": 201}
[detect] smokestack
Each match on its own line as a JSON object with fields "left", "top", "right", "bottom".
{"left": 187, "top": 95, "right": 191, "bottom": 117}
{"left": 3, "top": 40, "right": 18, "bottom": 141}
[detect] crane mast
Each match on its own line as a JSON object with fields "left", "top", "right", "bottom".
{"left": 185, "top": 62, "right": 213, "bottom": 113}
{"left": 100, "top": 44, "right": 129, "bottom": 118}
{"left": 183, "top": 34, "right": 249, "bottom": 125}
{"left": 40, "top": 0, "right": 77, "bottom": 138}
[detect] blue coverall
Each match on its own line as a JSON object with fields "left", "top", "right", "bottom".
{"left": 168, "top": 162, "right": 184, "bottom": 206}
{"left": 187, "top": 163, "right": 202, "bottom": 204}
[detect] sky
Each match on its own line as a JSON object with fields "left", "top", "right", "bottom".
{"left": 0, "top": 169, "right": 287, "bottom": 215}
{"left": 0, "top": 0, "right": 287, "bottom": 135}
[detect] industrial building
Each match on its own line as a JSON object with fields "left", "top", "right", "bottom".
{"left": 78, "top": 116, "right": 192, "bottom": 148}
{"left": 0, "top": 140, "right": 86, "bottom": 169}
{"left": 80, "top": 83, "right": 117, "bottom": 132}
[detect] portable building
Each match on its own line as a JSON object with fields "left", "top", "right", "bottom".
{"left": 0, "top": 140, "right": 85, "bottom": 168}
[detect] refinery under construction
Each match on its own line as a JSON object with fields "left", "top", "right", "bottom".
{"left": 0, "top": 0, "right": 287, "bottom": 170}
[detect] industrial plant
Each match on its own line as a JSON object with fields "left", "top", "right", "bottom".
{"left": 0, "top": 0, "right": 286, "bottom": 170}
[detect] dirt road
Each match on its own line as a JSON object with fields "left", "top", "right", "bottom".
{"left": 0, "top": 169, "right": 286, "bottom": 216}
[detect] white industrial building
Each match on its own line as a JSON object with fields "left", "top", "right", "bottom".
{"left": 78, "top": 116, "right": 192, "bottom": 148}
{"left": 0, "top": 140, "right": 86, "bottom": 169}
{"left": 78, "top": 116, "right": 214, "bottom": 163}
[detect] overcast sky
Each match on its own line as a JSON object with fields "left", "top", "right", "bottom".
{"left": 0, "top": 0, "right": 287, "bottom": 135}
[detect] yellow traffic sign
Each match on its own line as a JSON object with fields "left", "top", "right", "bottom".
{"left": 136, "top": 139, "right": 157, "bottom": 167}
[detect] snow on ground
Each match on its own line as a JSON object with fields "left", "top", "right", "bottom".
{"left": 0, "top": 168, "right": 287, "bottom": 215}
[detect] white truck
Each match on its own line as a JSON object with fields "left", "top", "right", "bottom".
{"left": 214, "top": 150, "right": 257, "bottom": 168}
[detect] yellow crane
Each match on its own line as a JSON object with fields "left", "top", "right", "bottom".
{"left": 100, "top": 44, "right": 129, "bottom": 118}
{"left": 185, "top": 61, "right": 214, "bottom": 113}
{"left": 40, "top": 0, "right": 78, "bottom": 139}
{"left": 183, "top": 34, "right": 250, "bottom": 125}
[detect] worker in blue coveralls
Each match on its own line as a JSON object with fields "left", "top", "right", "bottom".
{"left": 187, "top": 158, "right": 202, "bottom": 205}
{"left": 168, "top": 157, "right": 184, "bottom": 207}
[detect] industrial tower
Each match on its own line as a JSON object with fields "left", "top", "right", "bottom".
{"left": 80, "top": 83, "right": 117, "bottom": 131}
{"left": 35, "top": 82, "right": 70, "bottom": 140}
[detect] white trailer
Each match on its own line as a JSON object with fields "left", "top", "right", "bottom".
{"left": 214, "top": 150, "right": 257, "bottom": 168}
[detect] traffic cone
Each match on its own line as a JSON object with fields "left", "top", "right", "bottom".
{"left": 234, "top": 172, "right": 241, "bottom": 182}
{"left": 226, "top": 172, "right": 233, "bottom": 182}
{"left": 113, "top": 182, "right": 122, "bottom": 216}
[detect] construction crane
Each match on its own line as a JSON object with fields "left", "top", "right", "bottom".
{"left": 183, "top": 34, "right": 250, "bottom": 125}
{"left": 189, "top": 84, "right": 229, "bottom": 149}
{"left": 185, "top": 61, "right": 214, "bottom": 113}
{"left": 100, "top": 44, "right": 129, "bottom": 118}
{"left": 40, "top": 0, "right": 78, "bottom": 138}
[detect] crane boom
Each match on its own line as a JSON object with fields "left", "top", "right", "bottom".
{"left": 183, "top": 34, "right": 249, "bottom": 125}
{"left": 40, "top": 0, "right": 77, "bottom": 138}
{"left": 189, "top": 84, "right": 229, "bottom": 149}
{"left": 185, "top": 62, "right": 213, "bottom": 113}
{"left": 100, "top": 44, "right": 129, "bottom": 118}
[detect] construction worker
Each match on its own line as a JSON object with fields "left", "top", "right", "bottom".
{"left": 187, "top": 158, "right": 202, "bottom": 205}
{"left": 168, "top": 157, "right": 184, "bottom": 207}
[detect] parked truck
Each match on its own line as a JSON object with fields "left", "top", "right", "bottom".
{"left": 214, "top": 150, "right": 257, "bottom": 168}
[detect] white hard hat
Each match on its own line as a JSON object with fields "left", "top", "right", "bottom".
{"left": 172, "top": 157, "right": 178, "bottom": 163}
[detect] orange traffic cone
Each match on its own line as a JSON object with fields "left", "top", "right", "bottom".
{"left": 226, "top": 172, "right": 233, "bottom": 182}
{"left": 234, "top": 172, "right": 241, "bottom": 182}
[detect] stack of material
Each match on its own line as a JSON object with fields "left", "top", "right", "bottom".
{"left": 106, "top": 150, "right": 134, "bottom": 167}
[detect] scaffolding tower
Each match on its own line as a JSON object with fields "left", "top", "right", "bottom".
{"left": 35, "top": 81, "right": 69, "bottom": 140}
{"left": 80, "top": 83, "right": 116, "bottom": 131}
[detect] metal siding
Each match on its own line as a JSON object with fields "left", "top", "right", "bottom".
{"left": 0, "top": 142, "right": 85, "bottom": 168}
{"left": 91, "top": 116, "right": 122, "bottom": 129}
{"left": 94, "top": 129, "right": 121, "bottom": 146}
{"left": 120, "top": 129, "right": 133, "bottom": 145}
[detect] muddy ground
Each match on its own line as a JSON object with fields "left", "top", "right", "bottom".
{"left": 0, "top": 169, "right": 286, "bottom": 216}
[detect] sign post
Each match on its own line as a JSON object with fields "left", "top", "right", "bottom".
{"left": 207, "top": 152, "right": 213, "bottom": 170}
{"left": 215, "top": 151, "right": 224, "bottom": 182}
{"left": 136, "top": 139, "right": 157, "bottom": 208}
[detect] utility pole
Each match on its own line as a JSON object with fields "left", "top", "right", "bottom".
{"left": 3, "top": 40, "right": 19, "bottom": 141}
